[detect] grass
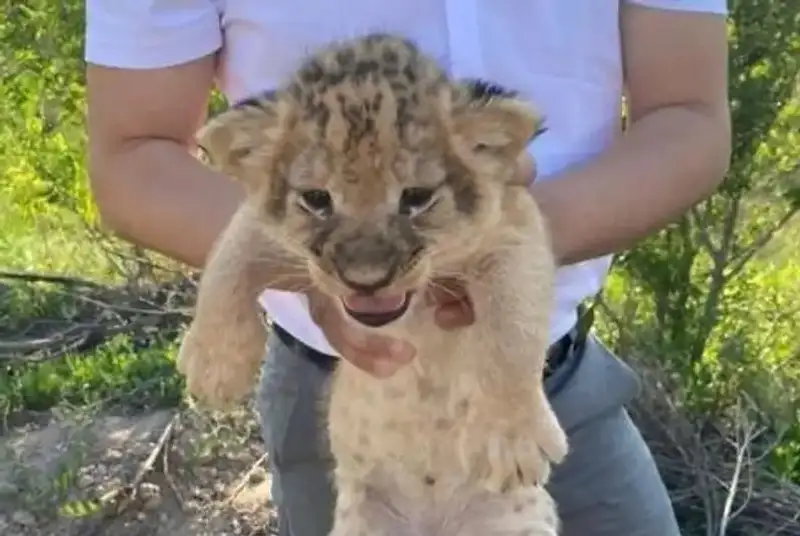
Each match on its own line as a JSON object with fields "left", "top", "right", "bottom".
{"left": 0, "top": 334, "right": 184, "bottom": 419}
{"left": 0, "top": 198, "right": 115, "bottom": 279}
{"left": 0, "top": 200, "right": 276, "bottom": 535}
{"left": 0, "top": 198, "right": 187, "bottom": 422}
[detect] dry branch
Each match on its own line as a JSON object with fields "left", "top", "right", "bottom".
{"left": 0, "top": 270, "right": 196, "bottom": 364}
{"left": 629, "top": 355, "right": 800, "bottom": 535}
{"left": 0, "top": 270, "right": 106, "bottom": 288}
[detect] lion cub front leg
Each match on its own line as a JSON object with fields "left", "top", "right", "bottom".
{"left": 177, "top": 202, "right": 271, "bottom": 409}
{"left": 465, "top": 226, "right": 568, "bottom": 493}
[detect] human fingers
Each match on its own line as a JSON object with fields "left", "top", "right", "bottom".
{"left": 516, "top": 150, "right": 536, "bottom": 185}
{"left": 425, "top": 279, "right": 475, "bottom": 330}
{"left": 308, "top": 290, "right": 415, "bottom": 377}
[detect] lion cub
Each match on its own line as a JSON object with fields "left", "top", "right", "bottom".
{"left": 178, "top": 33, "right": 568, "bottom": 535}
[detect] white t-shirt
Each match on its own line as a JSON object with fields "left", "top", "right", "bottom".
{"left": 85, "top": 0, "right": 728, "bottom": 355}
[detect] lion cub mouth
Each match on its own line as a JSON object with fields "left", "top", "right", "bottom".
{"left": 341, "top": 292, "right": 413, "bottom": 327}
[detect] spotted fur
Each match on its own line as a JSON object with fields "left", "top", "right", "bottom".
{"left": 179, "top": 33, "right": 568, "bottom": 536}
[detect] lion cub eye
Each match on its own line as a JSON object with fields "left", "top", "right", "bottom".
{"left": 399, "top": 187, "right": 437, "bottom": 216}
{"left": 298, "top": 189, "right": 333, "bottom": 218}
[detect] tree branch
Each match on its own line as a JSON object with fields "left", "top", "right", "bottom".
{"left": 691, "top": 195, "right": 741, "bottom": 363}
{"left": 691, "top": 202, "right": 721, "bottom": 258}
{"left": 726, "top": 207, "right": 799, "bottom": 279}
{"left": 0, "top": 269, "right": 106, "bottom": 288}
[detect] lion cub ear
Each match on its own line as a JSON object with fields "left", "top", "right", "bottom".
{"left": 196, "top": 91, "right": 289, "bottom": 188}
{"left": 448, "top": 79, "right": 546, "bottom": 160}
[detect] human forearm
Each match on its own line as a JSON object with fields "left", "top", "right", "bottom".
{"left": 89, "top": 139, "right": 309, "bottom": 291}
{"left": 532, "top": 103, "right": 731, "bottom": 266}
{"left": 91, "top": 138, "right": 239, "bottom": 268}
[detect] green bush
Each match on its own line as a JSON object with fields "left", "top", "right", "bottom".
{"left": 597, "top": 0, "right": 800, "bottom": 481}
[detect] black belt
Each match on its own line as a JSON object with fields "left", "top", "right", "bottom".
{"left": 272, "top": 304, "right": 594, "bottom": 381}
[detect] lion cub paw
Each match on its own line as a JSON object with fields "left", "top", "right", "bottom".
{"left": 474, "top": 407, "right": 568, "bottom": 493}
{"left": 177, "top": 314, "right": 267, "bottom": 410}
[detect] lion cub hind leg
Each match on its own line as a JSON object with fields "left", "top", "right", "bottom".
{"left": 330, "top": 481, "right": 413, "bottom": 536}
{"left": 430, "top": 485, "right": 560, "bottom": 536}
{"left": 177, "top": 202, "right": 270, "bottom": 410}
{"left": 480, "top": 486, "right": 561, "bottom": 536}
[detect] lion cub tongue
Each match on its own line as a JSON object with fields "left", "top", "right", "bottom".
{"left": 343, "top": 293, "right": 407, "bottom": 313}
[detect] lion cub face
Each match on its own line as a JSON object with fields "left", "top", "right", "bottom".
{"left": 199, "top": 34, "right": 543, "bottom": 327}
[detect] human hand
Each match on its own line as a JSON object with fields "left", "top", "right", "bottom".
{"left": 516, "top": 149, "right": 536, "bottom": 187}
{"left": 425, "top": 151, "right": 533, "bottom": 329}
{"left": 307, "top": 279, "right": 474, "bottom": 378}
{"left": 425, "top": 150, "right": 534, "bottom": 329}
{"left": 308, "top": 289, "right": 416, "bottom": 377}
{"left": 425, "top": 278, "right": 475, "bottom": 330}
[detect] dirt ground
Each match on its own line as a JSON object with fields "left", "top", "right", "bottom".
{"left": 0, "top": 404, "right": 278, "bottom": 536}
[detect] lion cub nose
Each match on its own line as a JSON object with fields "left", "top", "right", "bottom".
{"left": 333, "top": 238, "right": 401, "bottom": 294}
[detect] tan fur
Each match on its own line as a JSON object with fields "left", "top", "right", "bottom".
{"left": 177, "top": 34, "right": 568, "bottom": 535}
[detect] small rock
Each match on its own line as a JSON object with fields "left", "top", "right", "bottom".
{"left": 248, "top": 469, "right": 267, "bottom": 486}
{"left": 77, "top": 468, "right": 96, "bottom": 489}
{"left": 11, "top": 510, "right": 36, "bottom": 526}
{"left": 138, "top": 482, "right": 162, "bottom": 509}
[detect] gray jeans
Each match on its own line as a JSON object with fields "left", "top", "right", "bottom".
{"left": 256, "top": 329, "right": 680, "bottom": 536}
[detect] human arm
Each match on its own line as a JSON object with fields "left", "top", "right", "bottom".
{"left": 432, "top": 4, "right": 732, "bottom": 321}
{"left": 85, "top": 1, "right": 309, "bottom": 291}
{"left": 88, "top": 56, "right": 238, "bottom": 270}
{"left": 532, "top": 3, "right": 732, "bottom": 266}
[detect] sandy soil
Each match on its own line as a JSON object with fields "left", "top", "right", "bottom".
{"left": 0, "top": 405, "right": 277, "bottom": 536}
